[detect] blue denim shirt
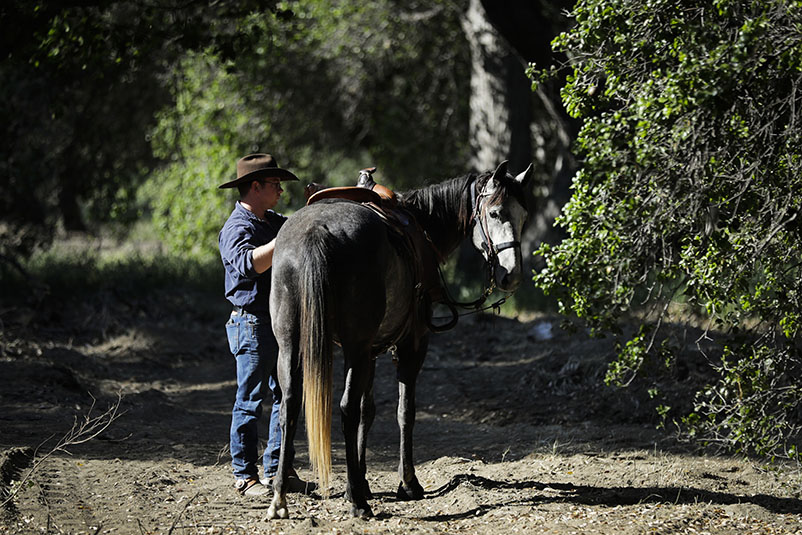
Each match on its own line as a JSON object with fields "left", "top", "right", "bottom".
{"left": 219, "top": 202, "right": 287, "bottom": 313}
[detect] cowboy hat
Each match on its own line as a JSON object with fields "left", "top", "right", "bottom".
{"left": 218, "top": 153, "right": 299, "bottom": 189}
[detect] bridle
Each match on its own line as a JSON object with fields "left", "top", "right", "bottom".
{"left": 469, "top": 179, "right": 521, "bottom": 265}
{"left": 428, "top": 176, "right": 523, "bottom": 332}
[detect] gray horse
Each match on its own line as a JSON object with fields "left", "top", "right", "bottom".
{"left": 268, "top": 161, "right": 533, "bottom": 519}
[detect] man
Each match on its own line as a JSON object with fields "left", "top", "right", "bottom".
{"left": 218, "top": 153, "right": 313, "bottom": 496}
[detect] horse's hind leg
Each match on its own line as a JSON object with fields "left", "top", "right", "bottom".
{"left": 268, "top": 330, "right": 302, "bottom": 519}
{"left": 396, "top": 336, "right": 427, "bottom": 501}
{"left": 340, "top": 347, "right": 375, "bottom": 518}
{"left": 355, "top": 359, "right": 376, "bottom": 499}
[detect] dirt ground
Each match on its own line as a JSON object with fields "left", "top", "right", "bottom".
{"left": 1, "top": 287, "right": 801, "bottom": 534}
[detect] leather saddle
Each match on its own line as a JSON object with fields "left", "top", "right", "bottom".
{"left": 305, "top": 167, "right": 398, "bottom": 206}
{"left": 305, "top": 185, "right": 384, "bottom": 206}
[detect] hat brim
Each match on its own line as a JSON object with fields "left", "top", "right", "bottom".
{"left": 218, "top": 167, "right": 299, "bottom": 189}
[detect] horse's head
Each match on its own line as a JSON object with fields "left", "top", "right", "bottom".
{"left": 470, "top": 161, "right": 533, "bottom": 293}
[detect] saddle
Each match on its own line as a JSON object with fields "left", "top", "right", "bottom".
{"left": 305, "top": 167, "right": 398, "bottom": 206}
{"left": 305, "top": 168, "right": 445, "bottom": 336}
{"left": 305, "top": 184, "right": 384, "bottom": 205}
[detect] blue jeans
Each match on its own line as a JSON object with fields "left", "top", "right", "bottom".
{"left": 226, "top": 310, "right": 292, "bottom": 480}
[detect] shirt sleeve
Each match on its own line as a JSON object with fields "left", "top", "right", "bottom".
{"left": 219, "top": 222, "right": 259, "bottom": 280}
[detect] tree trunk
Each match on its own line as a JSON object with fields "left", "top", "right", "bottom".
{"left": 461, "top": 0, "right": 532, "bottom": 175}
{"left": 460, "top": 0, "right": 578, "bottom": 283}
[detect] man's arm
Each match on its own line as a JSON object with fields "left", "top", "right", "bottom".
{"left": 252, "top": 238, "right": 276, "bottom": 274}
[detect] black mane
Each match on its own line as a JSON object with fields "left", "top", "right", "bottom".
{"left": 398, "top": 172, "right": 487, "bottom": 234}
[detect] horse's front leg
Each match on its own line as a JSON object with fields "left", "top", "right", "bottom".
{"left": 341, "top": 348, "right": 374, "bottom": 518}
{"left": 396, "top": 336, "right": 427, "bottom": 500}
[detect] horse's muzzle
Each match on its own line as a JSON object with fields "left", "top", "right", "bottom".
{"left": 495, "top": 266, "right": 521, "bottom": 292}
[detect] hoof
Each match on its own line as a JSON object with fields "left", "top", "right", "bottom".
{"left": 267, "top": 504, "right": 289, "bottom": 519}
{"left": 267, "top": 496, "right": 289, "bottom": 520}
{"left": 396, "top": 478, "right": 424, "bottom": 501}
{"left": 350, "top": 502, "right": 373, "bottom": 519}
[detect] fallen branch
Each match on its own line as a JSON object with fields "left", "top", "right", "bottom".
{"left": 0, "top": 392, "right": 125, "bottom": 509}
{"left": 167, "top": 492, "right": 201, "bottom": 535}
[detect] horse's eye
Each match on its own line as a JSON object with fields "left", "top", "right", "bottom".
{"left": 488, "top": 211, "right": 500, "bottom": 219}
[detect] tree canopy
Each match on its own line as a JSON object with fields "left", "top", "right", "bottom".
{"left": 535, "top": 0, "right": 802, "bottom": 457}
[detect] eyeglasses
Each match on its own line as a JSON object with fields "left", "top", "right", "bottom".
{"left": 259, "top": 180, "right": 282, "bottom": 190}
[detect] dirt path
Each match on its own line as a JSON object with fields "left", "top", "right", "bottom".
{"left": 1, "top": 294, "right": 801, "bottom": 534}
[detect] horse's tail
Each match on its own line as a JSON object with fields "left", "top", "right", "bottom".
{"left": 300, "top": 227, "right": 334, "bottom": 496}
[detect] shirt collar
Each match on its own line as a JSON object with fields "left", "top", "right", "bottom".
{"left": 236, "top": 201, "right": 265, "bottom": 223}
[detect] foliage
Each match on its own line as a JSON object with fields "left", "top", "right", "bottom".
{"left": 146, "top": 0, "right": 471, "bottom": 259}
{"left": 0, "top": 0, "right": 280, "bottom": 258}
{"left": 0, "top": 237, "right": 222, "bottom": 311}
{"left": 144, "top": 52, "right": 251, "bottom": 259}
{"left": 535, "top": 0, "right": 802, "bottom": 458}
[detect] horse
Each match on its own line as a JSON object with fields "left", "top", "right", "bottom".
{"left": 267, "top": 161, "right": 533, "bottom": 519}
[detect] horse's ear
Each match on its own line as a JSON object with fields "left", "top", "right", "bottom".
{"left": 491, "top": 160, "right": 509, "bottom": 184}
{"left": 515, "top": 163, "right": 534, "bottom": 189}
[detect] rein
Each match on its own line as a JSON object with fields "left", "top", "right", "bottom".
{"left": 428, "top": 265, "right": 511, "bottom": 331}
